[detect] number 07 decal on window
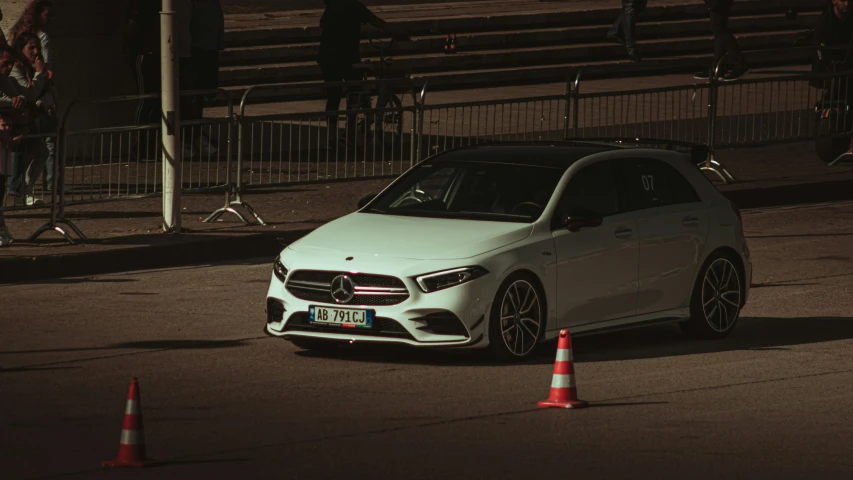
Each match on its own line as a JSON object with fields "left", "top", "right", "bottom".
{"left": 641, "top": 175, "right": 655, "bottom": 191}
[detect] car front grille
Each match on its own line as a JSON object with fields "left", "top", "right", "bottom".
{"left": 286, "top": 270, "right": 409, "bottom": 306}
{"left": 283, "top": 312, "right": 414, "bottom": 340}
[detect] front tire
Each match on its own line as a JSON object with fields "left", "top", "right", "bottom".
{"left": 680, "top": 252, "right": 744, "bottom": 339}
{"left": 488, "top": 273, "right": 545, "bottom": 361}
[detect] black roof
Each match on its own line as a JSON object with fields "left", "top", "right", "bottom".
{"left": 426, "top": 139, "right": 707, "bottom": 168}
{"left": 428, "top": 142, "right": 618, "bottom": 169}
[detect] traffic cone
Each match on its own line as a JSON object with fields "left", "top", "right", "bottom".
{"left": 103, "top": 377, "right": 152, "bottom": 468}
{"left": 538, "top": 329, "right": 588, "bottom": 409}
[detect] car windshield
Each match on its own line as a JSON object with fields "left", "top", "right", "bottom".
{"left": 364, "top": 160, "right": 565, "bottom": 222}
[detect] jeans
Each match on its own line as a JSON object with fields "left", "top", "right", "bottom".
{"left": 36, "top": 114, "right": 58, "bottom": 189}
{"left": 5, "top": 151, "right": 24, "bottom": 194}
{"left": 608, "top": 0, "right": 647, "bottom": 53}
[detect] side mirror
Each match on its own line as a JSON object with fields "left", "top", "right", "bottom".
{"left": 358, "top": 194, "right": 378, "bottom": 209}
{"left": 564, "top": 211, "right": 603, "bottom": 232}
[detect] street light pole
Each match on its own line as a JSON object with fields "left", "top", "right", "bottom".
{"left": 161, "top": 0, "right": 181, "bottom": 233}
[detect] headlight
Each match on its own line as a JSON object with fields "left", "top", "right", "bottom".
{"left": 273, "top": 256, "right": 288, "bottom": 282}
{"left": 415, "top": 266, "right": 488, "bottom": 293}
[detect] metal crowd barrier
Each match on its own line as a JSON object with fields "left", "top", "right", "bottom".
{"left": 223, "top": 78, "right": 426, "bottom": 223}
{"left": 6, "top": 61, "right": 853, "bottom": 244}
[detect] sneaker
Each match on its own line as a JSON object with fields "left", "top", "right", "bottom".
{"left": 0, "top": 226, "right": 12, "bottom": 247}
{"left": 23, "top": 195, "right": 43, "bottom": 206}
{"left": 693, "top": 69, "right": 724, "bottom": 81}
{"left": 723, "top": 66, "right": 751, "bottom": 82}
{"left": 628, "top": 51, "right": 642, "bottom": 62}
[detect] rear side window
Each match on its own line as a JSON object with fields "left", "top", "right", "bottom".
{"left": 617, "top": 158, "right": 700, "bottom": 211}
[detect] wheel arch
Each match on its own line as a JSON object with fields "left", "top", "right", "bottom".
{"left": 494, "top": 267, "right": 550, "bottom": 333}
{"left": 691, "top": 246, "right": 747, "bottom": 304}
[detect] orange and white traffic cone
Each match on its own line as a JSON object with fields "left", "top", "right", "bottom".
{"left": 538, "top": 329, "right": 587, "bottom": 409}
{"left": 103, "top": 377, "right": 152, "bottom": 468}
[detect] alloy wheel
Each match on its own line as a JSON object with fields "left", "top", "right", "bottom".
{"left": 499, "top": 280, "right": 542, "bottom": 357}
{"left": 701, "top": 258, "right": 742, "bottom": 333}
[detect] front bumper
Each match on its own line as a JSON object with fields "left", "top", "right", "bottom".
{"left": 264, "top": 272, "right": 493, "bottom": 349}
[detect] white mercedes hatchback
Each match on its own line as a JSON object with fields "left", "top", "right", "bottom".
{"left": 265, "top": 141, "right": 752, "bottom": 360}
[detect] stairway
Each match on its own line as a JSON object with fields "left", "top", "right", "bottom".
{"left": 219, "top": 0, "right": 823, "bottom": 105}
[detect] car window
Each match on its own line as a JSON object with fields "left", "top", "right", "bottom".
{"left": 366, "top": 161, "right": 564, "bottom": 223}
{"left": 412, "top": 167, "right": 456, "bottom": 202}
{"left": 616, "top": 158, "right": 700, "bottom": 211}
{"left": 554, "top": 161, "right": 619, "bottom": 227}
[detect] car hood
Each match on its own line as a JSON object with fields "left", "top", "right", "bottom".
{"left": 288, "top": 213, "right": 533, "bottom": 260}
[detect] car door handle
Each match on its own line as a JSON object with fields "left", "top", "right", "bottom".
{"left": 614, "top": 227, "right": 633, "bottom": 239}
{"left": 682, "top": 216, "right": 700, "bottom": 227}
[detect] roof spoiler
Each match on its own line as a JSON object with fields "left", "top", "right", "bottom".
{"left": 573, "top": 137, "right": 710, "bottom": 166}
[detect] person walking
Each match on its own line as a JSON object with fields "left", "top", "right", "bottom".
{"left": 694, "top": 0, "right": 750, "bottom": 81}
{"left": 606, "top": 0, "right": 646, "bottom": 62}
{"left": 188, "top": 0, "right": 224, "bottom": 157}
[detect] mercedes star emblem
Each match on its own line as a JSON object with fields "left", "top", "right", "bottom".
{"left": 330, "top": 274, "right": 356, "bottom": 303}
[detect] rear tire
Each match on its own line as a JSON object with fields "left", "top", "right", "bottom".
{"left": 815, "top": 136, "right": 848, "bottom": 163}
{"left": 680, "top": 252, "right": 744, "bottom": 339}
{"left": 488, "top": 272, "right": 546, "bottom": 361}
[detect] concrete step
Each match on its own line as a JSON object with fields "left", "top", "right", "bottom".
{"left": 223, "top": 0, "right": 821, "bottom": 47}
{"left": 220, "top": 12, "right": 819, "bottom": 67}
{"left": 219, "top": 30, "right": 806, "bottom": 86}
{"left": 222, "top": 40, "right": 813, "bottom": 107}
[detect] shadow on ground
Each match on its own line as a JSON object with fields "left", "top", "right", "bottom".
{"left": 0, "top": 338, "right": 253, "bottom": 356}
{"left": 293, "top": 316, "right": 853, "bottom": 366}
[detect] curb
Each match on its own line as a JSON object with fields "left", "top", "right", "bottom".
{"left": 2, "top": 176, "right": 851, "bottom": 283}
{"left": 0, "top": 229, "right": 314, "bottom": 284}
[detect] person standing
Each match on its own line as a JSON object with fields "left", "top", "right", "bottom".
{"left": 0, "top": 111, "right": 24, "bottom": 246}
{"left": 8, "top": 0, "right": 57, "bottom": 190}
{"left": 813, "top": 0, "right": 853, "bottom": 72}
{"left": 125, "top": 0, "right": 161, "bottom": 161}
{"left": 318, "top": 0, "right": 409, "bottom": 114}
{"left": 9, "top": 32, "right": 52, "bottom": 206}
{"left": 694, "top": 0, "right": 750, "bottom": 81}
{"left": 8, "top": 0, "right": 54, "bottom": 68}
{"left": 606, "top": 0, "right": 646, "bottom": 62}
{"left": 188, "top": 0, "right": 224, "bottom": 156}
{"left": 0, "top": 46, "right": 29, "bottom": 245}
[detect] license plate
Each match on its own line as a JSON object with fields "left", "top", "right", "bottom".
{"left": 309, "top": 306, "right": 373, "bottom": 329}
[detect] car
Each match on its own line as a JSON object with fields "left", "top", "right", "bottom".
{"left": 264, "top": 140, "right": 752, "bottom": 360}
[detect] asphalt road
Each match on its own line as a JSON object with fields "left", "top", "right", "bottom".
{"left": 2, "top": 201, "right": 853, "bottom": 479}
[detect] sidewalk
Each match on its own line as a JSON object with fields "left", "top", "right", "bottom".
{"left": 2, "top": 140, "right": 852, "bottom": 283}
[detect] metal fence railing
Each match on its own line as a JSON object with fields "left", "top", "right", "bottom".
{"left": 420, "top": 94, "right": 569, "bottom": 158}
{"left": 6, "top": 60, "right": 853, "bottom": 244}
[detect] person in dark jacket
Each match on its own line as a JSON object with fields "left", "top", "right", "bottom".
{"left": 318, "top": 0, "right": 409, "bottom": 114}
{"left": 606, "top": 0, "right": 646, "bottom": 62}
{"left": 813, "top": 0, "right": 853, "bottom": 74}
{"left": 695, "top": 0, "right": 750, "bottom": 81}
